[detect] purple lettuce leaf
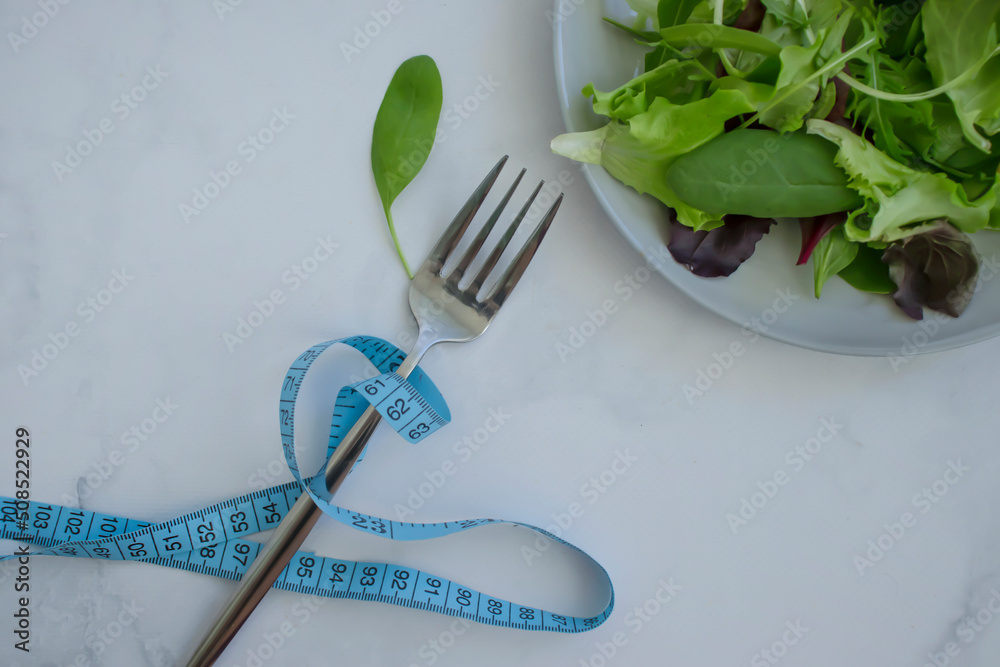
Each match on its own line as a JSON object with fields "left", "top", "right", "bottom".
{"left": 667, "top": 212, "right": 775, "bottom": 278}
{"left": 882, "top": 220, "right": 980, "bottom": 320}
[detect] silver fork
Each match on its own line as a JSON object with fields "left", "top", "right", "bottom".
{"left": 186, "top": 156, "right": 562, "bottom": 666}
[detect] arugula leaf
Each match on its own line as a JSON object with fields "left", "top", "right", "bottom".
{"left": 882, "top": 220, "right": 981, "bottom": 319}
{"left": 847, "top": 53, "right": 939, "bottom": 165}
{"left": 551, "top": 89, "right": 756, "bottom": 231}
{"left": 811, "top": 224, "right": 859, "bottom": 297}
{"left": 665, "top": 129, "right": 863, "bottom": 217}
{"left": 667, "top": 213, "right": 776, "bottom": 277}
{"left": 922, "top": 0, "right": 1000, "bottom": 152}
{"left": 371, "top": 55, "right": 443, "bottom": 279}
{"left": 807, "top": 119, "right": 998, "bottom": 241}
{"left": 838, "top": 243, "right": 896, "bottom": 294}
{"left": 864, "top": 52, "right": 907, "bottom": 162}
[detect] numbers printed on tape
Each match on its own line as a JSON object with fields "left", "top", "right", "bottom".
{"left": 0, "top": 336, "right": 613, "bottom": 632}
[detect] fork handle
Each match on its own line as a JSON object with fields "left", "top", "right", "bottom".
{"left": 186, "top": 340, "right": 434, "bottom": 666}
{"left": 184, "top": 405, "right": 383, "bottom": 666}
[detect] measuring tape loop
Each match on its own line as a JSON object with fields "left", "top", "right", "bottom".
{"left": 279, "top": 337, "right": 449, "bottom": 514}
{"left": 1, "top": 336, "right": 613, "bottom": 632}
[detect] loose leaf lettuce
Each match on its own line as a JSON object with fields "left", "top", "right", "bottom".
{"left": 583, "top": 59, "right": 705, "bottom": 121}
{"left": 551, "top": 89, "right": 755, "bottom": 231}
{"left": 882, "top": 220, "right": 980, "bottom": 319}
{"left": 807, "top": 119, "right": 998, "bottom": 241}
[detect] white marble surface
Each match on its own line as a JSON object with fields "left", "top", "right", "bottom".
{"left": 2, "top": 1, "right": 999, "bottom": 666}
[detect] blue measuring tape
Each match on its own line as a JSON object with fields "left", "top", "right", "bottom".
{"left": 1, "top": 336, "right": 613, "bottom": 633}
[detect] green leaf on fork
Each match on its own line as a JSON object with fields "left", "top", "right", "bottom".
{"left": 371, "top": 55, "right": 443, "bottom": 279}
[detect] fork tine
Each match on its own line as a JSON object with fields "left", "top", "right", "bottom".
{"left": 421, "top": 155, "right": 508, "bottom": 275}
{"left": 487, "top": 193, "right": 562, "bottom": 309}
{"left": 449, "top": 168, "right": 526, "bottom": 284}
{"left": 469, "top": 180, "right": 544, "bottom": 293}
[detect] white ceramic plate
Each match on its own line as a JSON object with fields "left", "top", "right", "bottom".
{"left": 552, "top": 0, "right": 1000, "bottom": 356}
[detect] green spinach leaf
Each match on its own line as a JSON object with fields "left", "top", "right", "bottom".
{"left": 665, "top": 129, "right": 863, "bottom": 217}
{"left": 371, "top": 55, "right": 443, "bottom": 279}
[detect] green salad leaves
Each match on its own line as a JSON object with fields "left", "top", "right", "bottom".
{"left": 552, "top": 0, "right": 1000, "bottom": 320}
